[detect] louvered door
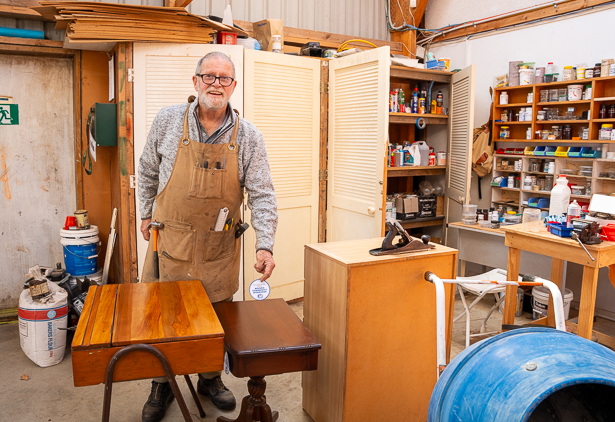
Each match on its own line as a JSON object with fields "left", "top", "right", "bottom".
{"left": 243, "top": 50, "right": 321, "bottom": 301}
{"left": 445, "top": 65, "right": 475, "bottom": 205}
{"left": 326, "top": 47, "right": 390, "bottom": 242}
{"left": 133, "top": 43, "right": 244, "bottom": 281}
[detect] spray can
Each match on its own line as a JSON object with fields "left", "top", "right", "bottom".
{"left": 389, "top": 92, "right": 393, "bottom": 112}
{"left": 398, "top": 89, "right": 405, "bottom": 113}
{"left": 436, "top": 91, "right": 443, "bottom": 114}
{"left": 419, "top": 97, "right": 426, "bottom": 114}
{"left": 431, "top": 100, "right": 436, "bottom": 114}
{"left": 412, "top": 86, "right": 419, "bottom": 114}
{"left": 392, "top": 89, "right": 398, "bottom": 113}
{"left": 566, "top": 200, "right": 581, "bottom": 228}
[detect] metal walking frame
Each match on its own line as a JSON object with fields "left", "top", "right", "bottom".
{"left": 424, "top": 271, "right": 567, "bottom": 379}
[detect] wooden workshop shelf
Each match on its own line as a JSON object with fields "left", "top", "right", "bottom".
{"left": 495, "top": 103, "right": 533, "bottom": 108}
{"left": 396, "top": 215, "right": 445, "bottom": 229}
{"left": 536, "top": 100, "right": 591, "bottom": 106}
{"left": 386, "top": 165, "right": 446, "bottom": 177}
{"left": 389, "top": 112, "right": 448, "bottom": 125}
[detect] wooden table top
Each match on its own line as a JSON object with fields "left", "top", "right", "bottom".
{"left": 305, "top": 237, "right": 458, "bottom": 268}
{"left": 501, "top": 225, "right": 615, "bottom": 251}
{"left": 72, "top": 280, "right": 224, "bottom": 351}
{"left": 214, "top": 299, "right": 321, "bottom": 357}
{"left": 448, "top": 221, "right": 506, "bottom": 236}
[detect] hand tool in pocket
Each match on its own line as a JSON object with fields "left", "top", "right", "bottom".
{"left": 148, "top": 222, "right": 165, "bottom": 278}
{"left": 235, "top": 222, "right": 250, "bottom": 238}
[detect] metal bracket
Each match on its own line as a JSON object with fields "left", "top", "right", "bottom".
{"left": 319, "top": 169, "right": 328, "bottom": 181}
{"left": 320, "top": 81, "right": 329, "bottom": 94}
{"left": 129, "top": 174, "right": 136, "bottom": 189}
{"left": 127, "top": 68, "right": 134, "bottom": 83}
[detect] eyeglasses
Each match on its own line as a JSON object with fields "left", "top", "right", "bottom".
{"left": 196, "top": 74, "right": 235, "bottom": 87}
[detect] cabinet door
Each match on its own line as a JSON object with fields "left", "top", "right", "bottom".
{"left": 243, "top": 50, "right": 321, "bottom": 301}
{"left": 445, "top": 64, "right": 475, "bottom": 205}
{"left": 133, "top": 43, "right": 244, "bottom": 280}
{"left": 327, "top": 46, "right": 390, "bottom": 242}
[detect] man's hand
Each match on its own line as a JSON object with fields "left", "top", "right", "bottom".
{"left": 140, "top": 219, "right": 151, "bottom": 241}
{"left": 254, "top": 250, "right": 275, "bottom": 282}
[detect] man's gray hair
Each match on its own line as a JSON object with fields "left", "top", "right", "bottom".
{"left": 195, "top": 51, "right": 236, "bottom": 78}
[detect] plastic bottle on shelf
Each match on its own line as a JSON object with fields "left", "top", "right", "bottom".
{"left": 414, "top": 141, "right": 430, "bottom": 166}
{"left": 549, "top": 175, "right": 572, "bottom": 216}
{"left": 566, "top": 200, "right": 582, "bottom": 228}
{"left": 546, "top": 62, "right": 554, "bottom": 75}
{"left": 411, "top": 86, "right": 419, "bottom": 114}
{"left": 436, "top": 91, "right": 444, "bottom": 114}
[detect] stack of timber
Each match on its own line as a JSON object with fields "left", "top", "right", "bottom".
{"left": 33, "top": 1, "right": 245, "bottom": 43}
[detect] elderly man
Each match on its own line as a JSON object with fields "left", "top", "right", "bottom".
{"left": 138, "top": 51, "right": 278, "bottom": 422}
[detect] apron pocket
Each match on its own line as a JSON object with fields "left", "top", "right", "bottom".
{"left": 159, "top": 221, "right": 195, "bottom": 263}
{"left": 203, "top": 229, "right": 235, "bottom": 262}
{"left": 189, "top": 168, "right": 227, "bottom": 199}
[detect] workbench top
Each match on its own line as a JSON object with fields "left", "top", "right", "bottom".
{"left": 305, "top": 237, "right": 457, "bottom": 268}
{"left": 500, "top": 225, "right": 615, "bottom": 251}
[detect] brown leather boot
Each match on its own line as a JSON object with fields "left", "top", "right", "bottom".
{"left": 142, "top": 381, "right": 175, "bottom": 422}
{"left": 197, "top": 375, "right": 236, "bottom": 411}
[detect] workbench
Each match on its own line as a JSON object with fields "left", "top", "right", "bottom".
{"left": 72, "top": 280, "right": 224, "bottom": 421}
{"left": 448, "top": 222, "right": 552, "bottom": 279}
{"left": 302, "top": 237, "right": 458, "bottom": 422}
{"left": 500, "top": 225, "right": 615, "bottom": 340}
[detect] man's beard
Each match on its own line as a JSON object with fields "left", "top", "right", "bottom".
{"left": 199, "top": 87, "right": 227, "bottom": 110}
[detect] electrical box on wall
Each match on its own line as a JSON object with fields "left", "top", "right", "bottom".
{"left": 93, "top": 102, "right": 117, "bottom": 146}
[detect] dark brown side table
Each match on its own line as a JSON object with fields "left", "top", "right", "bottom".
{"left": 214, "top": 298, "right": 321, "bottom": 422}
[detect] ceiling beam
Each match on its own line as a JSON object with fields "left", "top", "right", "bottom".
{"left": 389, "top": 0, "right": 429, "bottom": 56}
{"left": 424, "top": 0, "right": 614, "bottom": 44}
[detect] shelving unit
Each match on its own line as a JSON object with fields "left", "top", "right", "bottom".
{"left": 386, "top": 66, "right": 454, "bottom": 235}
{"left": 491, "top": 75, "right": 615, "bottom": 213}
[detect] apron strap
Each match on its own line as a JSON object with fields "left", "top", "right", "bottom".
{"left": 228, "top": 109, "right": 240, "bottom": 149}
{"left": 180, "top": 97, "right": 196, "bottom": 143}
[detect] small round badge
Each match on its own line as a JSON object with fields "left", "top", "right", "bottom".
{"left": 47, "top": 310, "right": 56, "bottom": 319}
{"left": 249, "top": 279, "right": 270, "bottom": 301}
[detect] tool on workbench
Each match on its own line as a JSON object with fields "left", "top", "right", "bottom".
{"left": 571, "top": 232, "right": 595, "bottom": 261}
{"left": 369, "top": 220, "right": 435, "bottom": 256}
{"left": 148, "top": 222, "right": 164, "bottom": 278}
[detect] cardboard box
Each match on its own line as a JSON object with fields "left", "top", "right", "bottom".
{"left": 418, "top": 195, "right": 437, "bottom": 218}
{"left": 396, "top": 195, "right": 418, "bottom": 220}
{"left": 436, "top": 196, "right": 444, "bottom": 216}
{"left": 253, "top": 19, "right": 284, "bottom": 52}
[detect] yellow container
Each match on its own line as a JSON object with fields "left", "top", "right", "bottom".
{"left": 555, "top": 146, "right": 570, "bottom": 157}
{"left": 524, "top": 146, "right": 536, "bottom": 156}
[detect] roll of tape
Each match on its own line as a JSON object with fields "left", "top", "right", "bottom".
{"left": 416, "top": 118, "right": 427, "bottom": 129}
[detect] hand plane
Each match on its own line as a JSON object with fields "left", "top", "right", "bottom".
{"left": 369, "top": 220, "right": 435, "bottom": 256}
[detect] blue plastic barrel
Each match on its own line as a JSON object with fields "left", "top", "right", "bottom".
{"left": 429, "top": 328, "right": 615, "bottom": 422}
{"left": 60, "top": 226, "right": 99, "bottom": 276}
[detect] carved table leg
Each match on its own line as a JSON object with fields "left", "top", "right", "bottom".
{"left": 217, "top": 377, "right": 278, "bottom": 422}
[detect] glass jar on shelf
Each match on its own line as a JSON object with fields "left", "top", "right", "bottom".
{"left": 563, "top": 124, "right": 572, "bottom": 140}
{"left": 501, "top": 110, "right": 509, "bottom": 122}
{"left": 500, "top": 126, "right": 511, "bottom": 139}
{"left": 600, "top": 124, "right": 613, "bottom": 141}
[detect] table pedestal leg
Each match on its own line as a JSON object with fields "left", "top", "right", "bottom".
{"left": 577, "top": 266, "right": 600, "bottom": 339}
{"left": 101, "top": 344, "right": 197, "bottom": 422}
{"left": 503, "top": 247, "right": 521, "bottom": 326}
{"left": 217, "top": 376, "right": 279, "bottom": 422}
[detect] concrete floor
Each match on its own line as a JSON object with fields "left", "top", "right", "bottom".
{"left": 1, "top": 297, "right": 613, "bottom": 421}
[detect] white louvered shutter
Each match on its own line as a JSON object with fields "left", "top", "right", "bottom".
{"left": 243, "top": 50, "right": 321, "bottom": 301}
{"left": 327, "top": 47, "right": 390, "bottom": 242}
{"left": 133, "top": 43, "right": 244, "bottom": 278}
{"left": 446, "top": 65, "right": 475, "bottom": 205}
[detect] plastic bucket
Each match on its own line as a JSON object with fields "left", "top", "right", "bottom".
{"left": 519, "top": 68, "right": 534, "bottom": 85}
{"left": 60, "top": 226, "right": 99, "bottom": 276}
{"left": 70, "top": 267, "right": 102, "bottom": 287}
{"left": 532, "top": 285, "right": 573, "bottom": 320}
{"left": 428, "top": 328, "right": 615, "bottom": 421}
{"left": 568, "top": 84, "right": 583, "bottom": 101}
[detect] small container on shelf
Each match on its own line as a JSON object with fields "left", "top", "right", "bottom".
{"left": 555, "top": 146, "right": 569, "bottom": 157}
{"left": 534, "top": 146, "right": 546, "bottom": 156}
{"left": 524, "top": 146, "right": 536, "bottom": 155}
{"left": 545, "top": 146, "right": 557, "bottom": 156}
{"left": 505, "top": 147, "right": 516, "bottom": 155}
{"left": 499, "top": 126, "right": 511, "bottom": 139}
{"left": 548, "top": 222, "right": 574, "bottom": 238}
{"left": 580, "top": 148, "right": 599, "bottom": 158}
{"left": 567, "top": 147, "right": 582, "bottom": 157}
{"left": 571, "top": 186, "right": 585, "bottom": 195}
{"left": 514, "top": 148, "right": 525, "bottom": 155}
{"left": 560, "top": 168, "right": 576, "bottom": 175}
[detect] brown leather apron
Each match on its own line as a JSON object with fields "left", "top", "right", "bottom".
{"left": 142, "top": 102, "right": 243, "bottom": 303}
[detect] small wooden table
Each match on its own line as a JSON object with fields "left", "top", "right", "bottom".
{"left": 500, "top": 225, "right": 615, "bottom": 339}
{"left": 71, "top": 280, "right": 224, "bottom": 422}
{"left": 214, "top": 299, "right": 321, "bottom": 422}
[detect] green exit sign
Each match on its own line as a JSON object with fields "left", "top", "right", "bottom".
{"left": 0, "top": 104, "right": 19, "bottom": 125}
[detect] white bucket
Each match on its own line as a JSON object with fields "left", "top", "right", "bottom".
{"left": 532, "top": 286, "right": 573, "bottom": 320}
{"left": 70, "top": 267, "right": 102, "bottom": 287}
{"left": 60, "top": 226, "right": 99, "bottom": 276}
{"left": 568, "top": 84, "right": 583, "bottom": 101}
{"left": 519, "top": 69, "right": 534, "bottom": 85}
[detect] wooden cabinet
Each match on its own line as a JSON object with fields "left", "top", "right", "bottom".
{"left": 302, "top": 238, "right": 458, "bottom": 422}
{"left": 326, "top": 48, "right": 475, "bottom": 244}
{"left": 491, "top": 76, "right": 615, "bottom": 213}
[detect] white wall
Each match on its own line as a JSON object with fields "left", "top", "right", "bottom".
{"left": 427, "top": 6, "right": 615, "bottom": 318}
{"left": 425, "top": 0, "right": 541, "bottom": 30}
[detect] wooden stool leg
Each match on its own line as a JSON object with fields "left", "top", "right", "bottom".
{"left": 184, "top": 375, "right": 206, "bottom": 418}
{"left": 101, "top": 344, "right": 194, "bottom": 422}
{"left": 217, "top": 376, "right": 278, "bottom": 422}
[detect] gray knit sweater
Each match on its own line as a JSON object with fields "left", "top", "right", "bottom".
{"left": 138, "top": 100, "right": 278, "bottom": 253}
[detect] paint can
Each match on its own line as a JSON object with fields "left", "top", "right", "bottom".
{"left": 74, "top": 210, "right": 89, "bottom": 229}
{"left": 436, "top": 152, "right": 446, "bottom": 166}
{"left": 519, "top": 68, "right": 534, "bottom": 85}
{"left": 60, "top": 225, "right": 99, "bottom": 276}
{"left": 567, "top": 84, "right": 583, "bottom": 101}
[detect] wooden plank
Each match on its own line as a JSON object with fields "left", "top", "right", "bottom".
{"left": 174, "top": 0, "right": 193, "bottom": 7}
{"left": 0, "top": 44, "right": 75, "bottom": 58}
{"left": 0, "top": 36, "right": 63, "bottom": 48}
{"left": 71, "top": 286, "right": 100, "bottom": 348}
{"left": 318, "top": 60, "right": 328, "bottom": 243}
{"left": 72, "top": 337, "right": 224, "bottom": 386}
{"left": 577, "top": 266, "right": 600, "bottom": 339}
{"left": 566, "top": 320, "right": 615, "bottom": 350}
{"left": 546, "top": 258, "right": 564, "bottom": 326}
{"left": 390, "top": 66, "right": 452, "bottom": 83}
{"left": 389, "top": 113, "right": 448, "bottom": 125}
{"left": 175, "top": 280, "right": 224, "bottom": 339}
{"left": 503, "top": 246, "right": 520, "bottom": 325}
{"left": 0, "top": 4, "right": 47, "bottom": 20}
{"left": 391, "top": 30, "right": 414, "bottom": 57}
{"left": 74, "top": 50, "right": 83, "bottom": 209}
{"left": 399, "top": 216, "right": 445, "bottom": 229}
{"left": 427, "top": 0, "right": 615, "bottom": 44}
{"left": 87, "top": 284, "right": 118, "bottom": 348}
{"left": 387, "top": 165, "right": 446, "bottom": 177}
